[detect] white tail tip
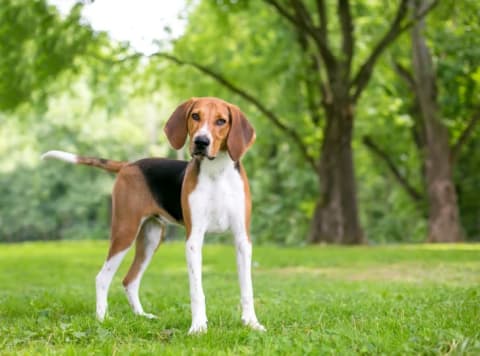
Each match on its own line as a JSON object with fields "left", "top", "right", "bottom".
{"left": 41, "top": 150, "right": 78, "bottom": 164}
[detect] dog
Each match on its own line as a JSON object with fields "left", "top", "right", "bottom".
{"left": 41, "top": 97, "right": 265, "bottom": 334}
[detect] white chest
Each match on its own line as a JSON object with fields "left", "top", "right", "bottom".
{"left": 188, "top": 154, "right": 245, "bottom": 234}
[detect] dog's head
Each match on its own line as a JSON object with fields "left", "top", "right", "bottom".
{"left": 164, "top": 97, "right": 255, "bottom": 162}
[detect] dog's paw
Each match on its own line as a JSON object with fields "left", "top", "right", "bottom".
{"left": 242, "top": 317, "right": 266, "bottom": 332}
{"left": 188, "top": 320, "right": 208, "bottom": 335}
{"left": 139, "top": 312, "right": 158, "bottom": 319}
{"left": 96, "top": 309, "right": 106, "bottom": 322}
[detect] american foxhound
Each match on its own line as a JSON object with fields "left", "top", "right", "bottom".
{"left": 42, "top": 97, "right": 265, "bottom": 334}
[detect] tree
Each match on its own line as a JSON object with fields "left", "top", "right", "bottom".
{"left": 0, "top": 0, "right": 96, "bottom": 111}
{"left": 363, "top": 0, "right": 480, "bottom": 242}
{"left": 153, "top": 0, "right": 438, "bottom": 243}
{"left": 0, "top": 0, "right": 157, "bottom": 242}
{"left": 410, "top": 0, "right": 461, "bottom": 242}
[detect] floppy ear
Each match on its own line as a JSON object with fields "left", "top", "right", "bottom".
{"left": 164, "top": 98, "right": 196, "bottom": 149}
{"left": 227, "top": 105, "right": 256, "bottom": 161}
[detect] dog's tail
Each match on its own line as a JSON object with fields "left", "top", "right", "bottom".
{"left": 41, "top": 150, "right": 126, "bottom": 173}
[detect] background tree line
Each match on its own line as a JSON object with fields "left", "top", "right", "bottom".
{"left": 0, "top": 0, "right": 478, "bottom": 244}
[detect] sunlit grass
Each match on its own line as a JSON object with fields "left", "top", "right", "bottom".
{"left": 0, "top": 241, "right": 479, "bottom": 355}
{"left": 410, "top": 243, "right": 480, "bottom": 251}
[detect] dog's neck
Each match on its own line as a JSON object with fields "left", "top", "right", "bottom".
{"left": 196, "top": 151, "right": 236, "bottom": 178}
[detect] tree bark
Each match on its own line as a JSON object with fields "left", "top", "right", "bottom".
{"left": 309, "top": 87, "right": 363, "bottom": 244}
{"left": 411, "top": 0, "right": 462, "bottom": 242}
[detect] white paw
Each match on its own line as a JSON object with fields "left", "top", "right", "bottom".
{"left": 139, "top": 312, "right": 158, "bottom": 319}
{"left": 96, "top": 308, "right": 106, "bottom": 322}
{"left": 188, "top": 320, "right": 208, "bottom": 335}
{"left": 242, "top": 317, "right": 266, "bottom": 331}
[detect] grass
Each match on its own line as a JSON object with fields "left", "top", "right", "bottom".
{"left": 0, "top": 240, "right": 479, "bottom": 355}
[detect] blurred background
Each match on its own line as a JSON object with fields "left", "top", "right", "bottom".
{"left": 0, "top": 0, "right": 478, "bottom": 245}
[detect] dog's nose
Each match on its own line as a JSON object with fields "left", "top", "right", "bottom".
{"left": 194, "top": 135, "right": 210, "bottom": 148}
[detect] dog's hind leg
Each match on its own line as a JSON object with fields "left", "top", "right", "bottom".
{"left": 95, "top": 219, "right": 143, "bottom": 322}
{"left": 122, "top": 219, "right": 164, "bottom": 318}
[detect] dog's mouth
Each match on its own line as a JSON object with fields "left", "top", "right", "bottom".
{"left": 192, "top": 151, "right": 216, "bottom": 161}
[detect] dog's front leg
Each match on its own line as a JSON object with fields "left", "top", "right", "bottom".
{"left": 186, "top": 232, "right": 207, "bottom": 334}
{"left": 234, "top": 233, "right": 266, "bottom": 331}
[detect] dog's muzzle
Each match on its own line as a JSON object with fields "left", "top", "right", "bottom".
{"left": 193, "top": 135, "right": 214, "bottom": 160}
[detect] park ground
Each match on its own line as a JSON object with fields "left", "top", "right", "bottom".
{"left": 0, "top": 241, "right": 479, "bottom": 355}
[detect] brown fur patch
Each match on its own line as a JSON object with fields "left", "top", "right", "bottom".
{"left": 181, "top": 160, "right": 200, "bottom": 239}
{"left": 106, "top": 165, "right": 176, "bottom": 259}
{"left": 187, "top": 99, "right": 231, "bottom": 158}
{"left": 77, "top": 156, "right": 126, "bottom": 173}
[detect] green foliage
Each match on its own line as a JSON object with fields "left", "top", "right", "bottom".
{"left": 0, "top": 0, "right": 479, "bottom": 243}
{"left": 158, "top": 0, "right": 480, "bottom": 243}
{"left": 356, "top": 0, "right": 480, "bottom": 241}
{"left": 0, "top": 76, "right": 173, "bottom": 242}
{"left": 356, "top": 66, "right": 428, "bottom": 242}
{"left": 432, "top": 0, "right": 480, "bottom": 239}
{"left": 155, "top": 0, "right": 320, "bottom": 244}
{"left": 0, "top": 1, "right": 176, "bottom": 242}
{"left": 0, "top": 241, "right": 479, "bottom": 354}
{"left": 0, "top": 163, "right": 111, "bottom": 241}
{"left": 0, "top": 0, "right": 95, "bottom": 111}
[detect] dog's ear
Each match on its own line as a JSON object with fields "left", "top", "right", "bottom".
{"left": 227, "top": 104, "right": 256, "bottom": 162}
{"left": 164, "top": 98, "right": 196, "bottom": 149}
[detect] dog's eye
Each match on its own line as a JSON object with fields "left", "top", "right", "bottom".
{"left": 191, "top": 113, "right": 200, "bottom": 121}
{"left": 216, "top": 118, "right": 226, "bottom": 126}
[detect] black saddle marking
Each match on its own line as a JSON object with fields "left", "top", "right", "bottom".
{"left": 135, "top": 158, "right": 188, "bottom": 222}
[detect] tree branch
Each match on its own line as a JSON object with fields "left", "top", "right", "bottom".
{"left": 316, "top": 0, "right": 328, "bottom": 43}
{"left": 290, "top": 1, "right": 327, "bottom": 124}
{"left": 363, "top": 135, "right": 423, "bottom": 201}
{"left": 393, "top": 61, "right": 416, "bottom": 91}
{"left": 351, "top": 0, "right": 438, "bottom": 102}
{"left": 264, "top": 0, "right": 337, "bottom": 69}
{"left": 351, "top": 0, "right": 409, "bottom": 101}
{"left": 295, "top": 25, "right": 323, "bottom": 125}
{"left": 338, "top": 0, "right": 354, "bottom": 70}
{"left": 398, "top": 0, "right": 440, "bottom": 33}
{"left": 264, "top": 0, "right": 297, "bottom": 26}
{"left": 451, "top": 109, "right": 480, "bottom": 163}
{"left": 290, "top": 0, "right": 313, "bottom": 26}
{"left": 151, "top": 52, "right": 318, "bottom": 170}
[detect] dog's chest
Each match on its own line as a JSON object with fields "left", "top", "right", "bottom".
{"left": 188, "top": 158, "right": 245, "bottom": 234}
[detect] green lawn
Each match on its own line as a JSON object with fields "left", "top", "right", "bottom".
{"left": 0, "top": 241, "right": 479, "bottom": 355}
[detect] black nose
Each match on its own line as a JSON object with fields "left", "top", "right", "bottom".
{"left": 194, "top": 135, "right": 210, "bottom": 148}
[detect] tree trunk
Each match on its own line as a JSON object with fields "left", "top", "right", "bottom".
{"left": 309, "top": 94, "right": 364, "bottom": 244}
{"left": 412, "top": 0, "right": 462, "bottom": 242}
{"left": 423, "top": 120, "right": 462, "bottom": 242}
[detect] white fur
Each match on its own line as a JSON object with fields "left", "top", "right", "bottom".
{"left": 193, "top": 123, "right": 214, "bottom": 157}
{"left": 95, "top": 217, "right": 147, "bottom": 321}
{"left": 188, "top": 153, "right": 245, "bottom": 234}
{"left": 95, "top": 248, "right": 130, "bottom": 321}
{"left": 124, "top": 220, "right": 163, "bottom": 318}
{"left": 186, "top": 151, "right": 264, "bottom": 334}
{"left": 186, "top": 234, "right": 207, "bottom": 334}
{"left": 41, "top": 150, "right": 78, "bottom": 163}
{"left": 235, "top": 235, "right": 265, "bottom": 331}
